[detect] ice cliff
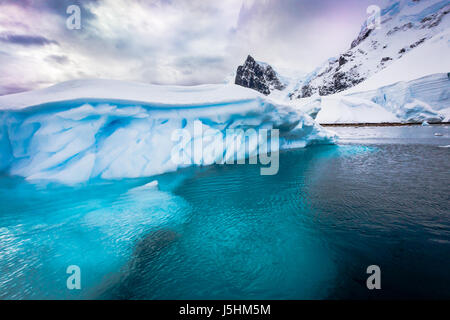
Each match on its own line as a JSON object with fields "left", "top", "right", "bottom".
{"left": 0, "top": 79, "right": 335, "bottom": 184}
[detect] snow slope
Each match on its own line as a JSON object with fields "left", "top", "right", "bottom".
{"left": 0, "top": 79, "right": 335, "bottom": 184}
{"left": 344, "top": 30, "right": 450, "bottom": 94}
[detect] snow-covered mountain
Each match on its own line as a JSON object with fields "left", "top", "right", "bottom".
{"left": 235, "top": 55, "right": 287, "bottom": 95}
{"left": 234, "top": 0, "right": 450, "bottom": 124}
{"left": 296, "top": 23, "right": 450, "bottom": 124}
{"left": 289, "top": 0, "right": 449, "bottom": 99}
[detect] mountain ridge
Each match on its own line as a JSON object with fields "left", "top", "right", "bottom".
{"left": 289, "top": 0, "right": 449, "bottom": 99}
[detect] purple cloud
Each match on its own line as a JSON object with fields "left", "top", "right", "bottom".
{"left": 0, "top": 33, "right": 59, "bottom": 46}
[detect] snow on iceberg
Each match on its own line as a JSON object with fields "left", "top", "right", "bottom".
{"left": 0, "top": 79, "right": 335, "bottom": 184}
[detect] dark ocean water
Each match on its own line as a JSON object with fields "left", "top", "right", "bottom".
{"left": 0, "top": 125, "right": 449, "bottom": 299}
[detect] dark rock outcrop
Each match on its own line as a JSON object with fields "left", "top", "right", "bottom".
{"left": 350, "top": 28, "right": 372, "bottom": 49}
{"left": 235, "top": 55, "right": 286, "bottom": 95}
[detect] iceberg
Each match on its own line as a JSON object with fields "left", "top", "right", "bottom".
{"left": 0, "top": 79, "right": 335, "bottom": 184}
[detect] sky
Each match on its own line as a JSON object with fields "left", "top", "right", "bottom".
{"left": 0, "top": 0, "right": 382, "bottom": 95}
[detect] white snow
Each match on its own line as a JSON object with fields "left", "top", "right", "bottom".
{"left": 344, "top": 30, "right": 450, "bottom": 94}
{"left": 0, "top": 79, "right": 259, "bottom": 111}
{"left": 0, "top": 79, "right": 335, "bottom": 184}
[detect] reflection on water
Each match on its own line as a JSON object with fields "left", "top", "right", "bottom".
{"left": 0, "top": 125, "right": 449, "bottom": 299}
{"left": 332, "top": 124, "right": 450, "bottom": 145}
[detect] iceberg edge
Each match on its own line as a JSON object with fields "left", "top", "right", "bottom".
{"left": 0, "top": 80, "right": 336, "bottom": 184}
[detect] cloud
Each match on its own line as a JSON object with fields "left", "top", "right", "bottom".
{"left": 0, "top": 33, "right": 59, "bottom": 46}
{"left": 0, "top": 84, "right": 32, "bottom": 96}
{"left": 230, "top": 0, "right": 379, "bottom": 73}
{"left": 0, "top": 0, "right": 381, "bottom": 95}
{"left": 45, "top": 54, "right": 70, "bottom": 65}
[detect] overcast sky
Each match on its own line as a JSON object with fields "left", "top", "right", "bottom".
{"left": 0, "top": 0, "right": 381, "bottom": 95}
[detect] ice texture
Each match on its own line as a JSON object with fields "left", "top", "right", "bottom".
{"left": 0, "top": 80, "right": 335, "bottom": 184}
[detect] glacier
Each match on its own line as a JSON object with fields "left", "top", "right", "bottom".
{"left": 0, "top": 79, "right": 335, "bottom": 184}
{"left": 294, "top": 72, "right": 450, "bottom": 124}
{"left": 348, "top": 73, "right": 450, "bottom": 123}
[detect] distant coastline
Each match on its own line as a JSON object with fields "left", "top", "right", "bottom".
{"left": 321, "top": 122, "right": 450, "bottom": 127}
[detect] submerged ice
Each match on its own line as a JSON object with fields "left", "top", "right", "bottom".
{"left": 0, "top": 80, "right": 335, "bottom": 184}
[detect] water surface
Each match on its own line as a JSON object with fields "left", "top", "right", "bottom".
{"left": 0, "top": 125, "right": 449, "bottom": 299}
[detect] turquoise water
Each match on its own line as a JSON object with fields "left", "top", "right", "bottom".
{"left": 0, "top": 126, "right": 449, "bottom": 299}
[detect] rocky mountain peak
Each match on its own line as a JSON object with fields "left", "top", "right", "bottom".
{"left": 235, "top": 55, "right": 286, "bottom": 95}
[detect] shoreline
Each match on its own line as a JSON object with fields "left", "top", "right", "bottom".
{"left": 321, "top": 122, "right": 450, "bottom": 127}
